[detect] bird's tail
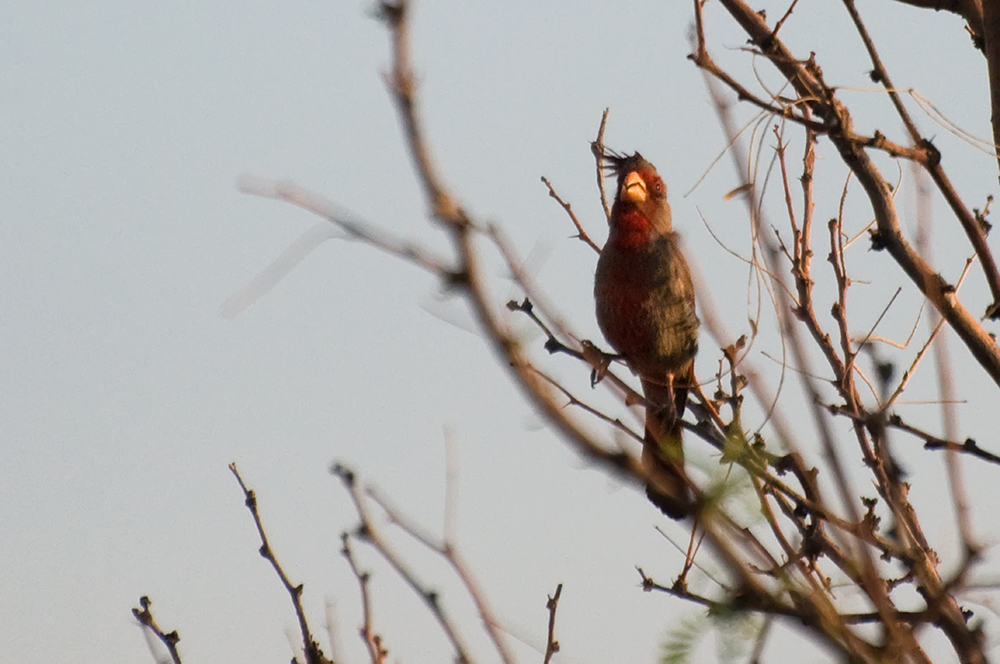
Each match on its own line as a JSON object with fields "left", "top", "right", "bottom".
{"left": 641, "top": 368, "right": 694, "bottom": 519}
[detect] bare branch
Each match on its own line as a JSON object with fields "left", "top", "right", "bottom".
{"left": 540, "top": 176, "right": 601, "bottom": 254}
{"left": 591, "top": 108, "right": 612, "bottom": 222}
{"left": 364, "top": 485, "right": 515, "bottom": 664}
{"left": 842, "top": 0, "right": 1000, "bottom": 318}
{"left": 332, "top": 463, "right": 478, "bottom": 664}
{"left": 132, "top": 596, "right": 182, "bottom": 664}
{"left": 889, "top": 416, "right": 1000, "bottom": 466}
{"left": 882, "top": 257, "right": 976, "bottom": 411}
{"left": 229, "top": 464, "right": 333, "bottom": 664}
{"left": 543, "top": 584, "right": 563, "bottom": 664}
{"left": 340, "top": 535, "right": 388, "bottom": 664}
{"left": 221, "top": 3, "right": 999, "bottom": 663}
{"left": 716, "top": 0, "right": 1000, "bottom": 383}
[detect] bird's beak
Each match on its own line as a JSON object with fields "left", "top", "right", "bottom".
{"left": 621, "top": 171, "right": 647, "bottom": 203}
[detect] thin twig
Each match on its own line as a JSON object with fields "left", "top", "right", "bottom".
{"left": 331, "top": 463, "right": 478, "bottom": 664}
{"left": 842, "top": 0, "right": 1000, "bottom": 318}
{"left": 229, "top": 463, "right": 332, "bottom": 664}
{"left": 541, "top": 177, "right": 601, "bottom": 253}
{"left": 132, "top": 596, "right": 183, "bottom": 664}
{"left": 341, "top": 534, "right": 388, "bottom": 664}
{"left": 771, "top": 0, "right": 801, "bottom": 38}
{"left": 889, "top": 416, "right": 1000, "bottom": 467}
{"left": 543, "top": 584, "right": 563, "bottom": 664}
{"left": 592, "top": 108, "right": 612, "bottom": 222}
{"left": 859, "top": 300, "right": 924, "bottom": 350}
{"left": 363, "top": 485, "right": 515, "bottom": 664}
{"left": 881, "top": 255, "right": 976, "bottom": 412}
{"left": 506, "top": 297, "right": 584, "bottom": 360}
{"left": 652, "top": 524, "right": 724, "bottom": 588}
{"left": 528, "top": 363, "right": 644, "bottom": 445}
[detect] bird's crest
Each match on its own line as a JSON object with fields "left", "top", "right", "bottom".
{"left": 598, "top": 149, "right": 650, "bottom": 179}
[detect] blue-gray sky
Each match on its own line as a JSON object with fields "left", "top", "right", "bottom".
{"left": 3, "top": 1, "right": 999, "bottom": 662}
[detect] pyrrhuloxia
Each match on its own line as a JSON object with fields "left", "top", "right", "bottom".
{"left": 594, "top": 151, "right": 699, "bottom": 518}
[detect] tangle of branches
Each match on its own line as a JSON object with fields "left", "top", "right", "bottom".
{"left": 136, "top": 1, "right": 1000, "bottom": 662}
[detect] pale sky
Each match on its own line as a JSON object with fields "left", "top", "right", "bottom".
{"left": 3, "top": 1, "right": 999, "bottom": 662}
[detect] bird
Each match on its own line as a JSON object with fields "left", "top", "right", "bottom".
{"left": 593, "top": 150, "right": 700, "bottom": 519}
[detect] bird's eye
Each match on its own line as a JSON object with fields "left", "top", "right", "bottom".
{"left": 654, "top": 180, "right": 663, "bottom": 193}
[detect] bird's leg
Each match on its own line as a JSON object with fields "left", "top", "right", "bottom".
{"left": 663, "top": 372, "right": 678, "bottom": 424}
{"left": 581, "top": 339, "right": 613, "bottom": 387}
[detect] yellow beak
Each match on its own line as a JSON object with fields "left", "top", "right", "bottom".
{"left": 621, "top": 171, "right": 647, "bottom": 203}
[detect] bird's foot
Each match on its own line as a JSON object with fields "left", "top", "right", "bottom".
{"left": 581, "top": 340, "right": 613, "bottom": 387}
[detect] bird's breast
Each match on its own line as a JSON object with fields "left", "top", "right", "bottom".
{"left": 594, "top": 233, "right": 699, "bottom": 376}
